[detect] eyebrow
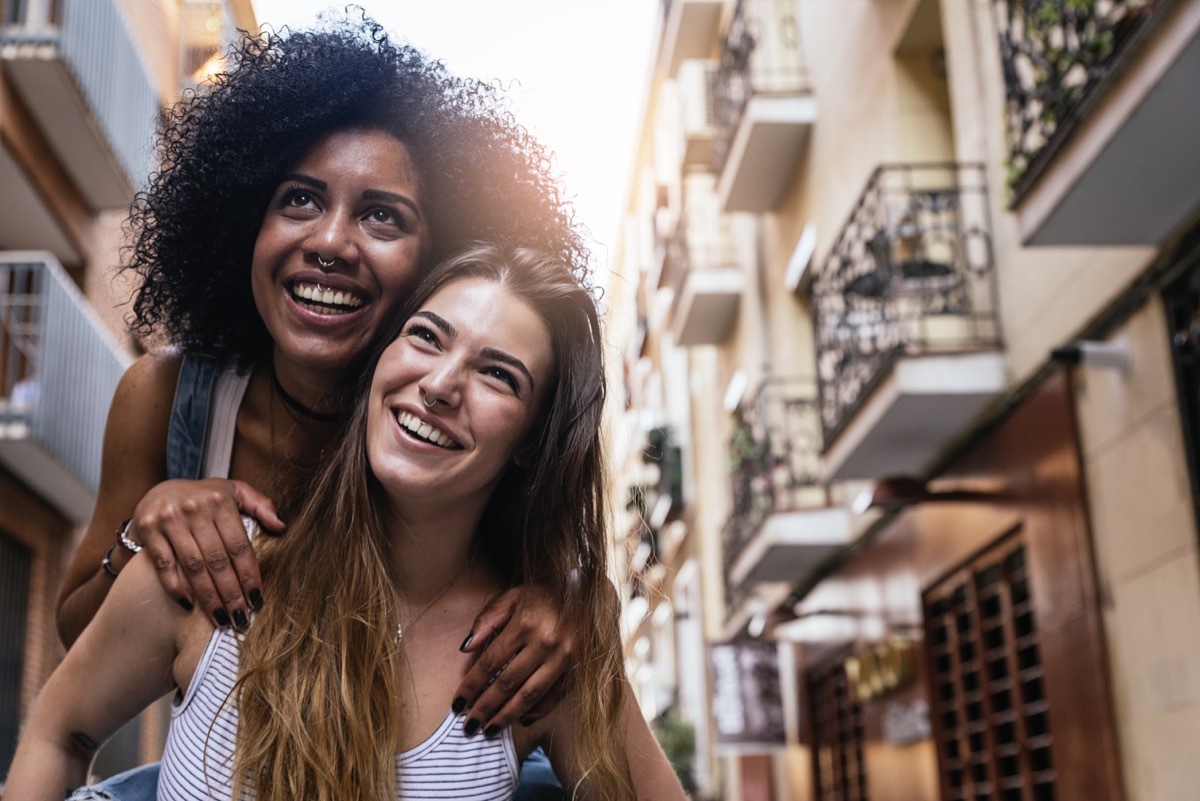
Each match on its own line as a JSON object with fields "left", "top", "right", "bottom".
{"left": 412, "top": 310, "right": 536, "bottom": 391}
{"left": 280, "top": 173, "right": 423, "bottom": 220}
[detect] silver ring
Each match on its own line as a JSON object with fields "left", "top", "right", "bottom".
{"left": 422, "top": 391, "right": 437, "bottom": 408}
{"left": 317, "top": 256, "right": 336, "bottom": 269}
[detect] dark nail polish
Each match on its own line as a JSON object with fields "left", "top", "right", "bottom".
{"left": 519, "top": 716, "right": 535, "bottom": 727}
{"left": 459, "top": 633, "right": 474, "bottom": 652}
{"left": 214, "top": 609, "right": 231, "bottom": 627}
{"left": 484, "top": 725, "right": 500, "bottom": 739}
{"left": 249, "top": 589, "right": 264, "bottom": 611}
{"left": 452, "top": 697, "right": 467, "bottom": 715}
{"left": 464, "top": 719, "right": 480, "bottom": 737}
{"left": 232, "top": 609, "right": 249, "bottom": 629}
{"left": 177, "top": 598, "right": 194, "bottom": 612}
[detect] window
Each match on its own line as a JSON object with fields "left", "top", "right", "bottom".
{"left": 808, "top": 652, "right": 869, "bottom": 801}
{"left": 923, "top": 534, "right": 1056, "bottom": 801}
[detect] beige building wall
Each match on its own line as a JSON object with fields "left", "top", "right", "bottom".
{"left": 1074, "top": 297, "right": 1200, "bottom": 801}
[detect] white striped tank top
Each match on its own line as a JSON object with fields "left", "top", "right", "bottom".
{"left": 158, "top": 627, "right": 519, "bottom": 800}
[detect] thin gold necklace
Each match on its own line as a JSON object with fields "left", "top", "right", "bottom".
{"left": 395, "top": 557, "right": 474, "bottom": 644}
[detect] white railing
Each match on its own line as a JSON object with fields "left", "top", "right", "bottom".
{"left": 2, "top": 0, "right": 158, "bottom": 191}
{"left": 0, "top": 252, "right": 131, "bottom": 506}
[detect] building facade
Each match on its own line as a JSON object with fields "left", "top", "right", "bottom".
{"left": 0, "top": 0, "right": 255, "bottom": 782}
{"left": 606, "top": 1, "right": 1200, "bottom": 800}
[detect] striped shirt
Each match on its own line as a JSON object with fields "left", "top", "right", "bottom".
{"left": 158, "top": 627, "right": 518, "bottom": 800}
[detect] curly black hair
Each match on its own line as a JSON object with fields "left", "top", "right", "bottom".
{"left": 125, "top": 11, "right": 588, "bottom": 361}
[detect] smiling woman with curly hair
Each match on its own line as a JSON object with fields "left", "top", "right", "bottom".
{"left": 45, "top": 11, "right": 595, "bottom": 800}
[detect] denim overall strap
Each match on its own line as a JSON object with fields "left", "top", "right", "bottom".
{"left": 165, "top": 355, "right": 220, "bottom": 480}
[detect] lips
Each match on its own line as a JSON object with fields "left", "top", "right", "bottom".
{"left": 289, "top": 281, "right": 366, "bottom": 316}
{"left": 396, "top": 410, "right": 462, "bottom": 449}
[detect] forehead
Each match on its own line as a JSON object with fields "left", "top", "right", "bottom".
{"left": 421, "top": 277, "right": 554, "bottom": 377}
{"left": 292, "top": 128, "right": 422, "bottom": 192}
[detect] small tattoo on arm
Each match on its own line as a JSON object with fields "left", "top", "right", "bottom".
{"left": 70, "top": 730, "right": 100, "bottom": 755}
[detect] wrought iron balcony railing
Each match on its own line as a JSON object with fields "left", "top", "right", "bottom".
{"left": 0, "top": 252, "right": 130, "bottom": 518}
{"left": 812, "top": 164, "right": 1000, "bottom": 446}
{"left": 995, "top": 0, "right": 1166, "bottom": 199}
{"left": 2, "top": 0, "right": 159, "bottom": 201}
{"left": 712, "top": 0, "right": 810, "bottom": 174}
{"left": 721, "top": 377, "right": 821, "bottom": 576}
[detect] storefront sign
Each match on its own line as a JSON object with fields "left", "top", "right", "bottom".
{"left": 709, "top": 641, "right": 787, "bottom": 751}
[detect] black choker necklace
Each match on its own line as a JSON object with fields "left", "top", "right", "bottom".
{"left": 270, "top": 367, "right": 347, "bottom": 424}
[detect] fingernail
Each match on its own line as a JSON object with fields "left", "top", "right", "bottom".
{"left": 249, "top": 589, "right": 264, "bottom": 611}
{"left": 214, "top": 609, "right": 231, "bottom": 627}
{"left": 464, "top": 719, "right": 480, "bottom": 737}
{"left": 452, "top": 697, "right": 467, "bottom": 715}
{"left": 519, "top": 716, "right": 535, "bottom": 727}
{"left": 177, "top": 598, "right": 194, "bottom": 612}
{"left": 459, "top": 633, "right": 474, "bottom": 652}
{"left": 484, "top": 725, "right": 500, "bottom": 739}
{"left": 232, "top": 609, "right": 248, "bottom": 629}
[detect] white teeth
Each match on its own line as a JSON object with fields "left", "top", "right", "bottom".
{"left": 291, "top": 282, "right": 364, "bottom": 310}
{"left": 397, "top": 411, "right": 458, "bottom": 449}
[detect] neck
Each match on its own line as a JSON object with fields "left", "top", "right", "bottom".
{"left": 268, "top": 352, "right": 350, "bottom": 424}
{"left": 388, "top": 504, "right": 485, "bottom": 606}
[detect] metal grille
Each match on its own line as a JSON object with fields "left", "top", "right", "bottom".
{"left": 812, "top": 163, "right": 999, "bottom": 446}
{"left": 923, "top": 537, "right": 1056, "bottom": 801}
{"left": 809, "top": 655, "right": 869, "bottom": 801}
{"left": 992, "top": 0, "right": 1165, "bottom": 199}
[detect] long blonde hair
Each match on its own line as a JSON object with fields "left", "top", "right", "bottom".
{"left": 234, "top": 244, "right": 633, "bottom": 799}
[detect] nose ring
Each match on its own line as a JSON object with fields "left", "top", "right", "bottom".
{"left": 422, "top": 390, "right": 437, "bottom": 408}
{"left": 317, "top": 256, "right": 336, "bottom": 270}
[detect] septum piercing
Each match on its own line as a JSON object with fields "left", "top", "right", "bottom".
{"left": 316, "top": 256, "right": 336, "bottom": 269}
{"left": 422, "top": 391, "right": 437, "bottom": 408}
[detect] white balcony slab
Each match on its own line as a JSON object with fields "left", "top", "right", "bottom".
{"left": 660, "top": 0, "right": 723, "bottom": 78}
{"left": 717, "top": 94, "right": 817, "bottom": 213}
{"left": 0, "top": 144, "right": 80, "bottom": 265}
{"left": 1017, "top": 0, "right": 1200, "bottom": 245}
{"left": 729, "top": 507, "right": 855, "bottom": 587}
{"left": 821, "top": 351, "right": 1008, "bottom": 482}
{"left": 670, "top": 266, "right": 744, "bottom": 346}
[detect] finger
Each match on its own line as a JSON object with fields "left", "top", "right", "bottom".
{"left": 229, "top": 479, "right": 285, "bottom": 533}
{"left": 459, "top": 587, "right": 521, "bottom": 652}
{"left": 475, "top": 663, "right": 568, "bottom": 737}
{"left": 464, "top": 648, "right": 551, "bottom": 733}
{"left": 452, "top": 625, "right": 520, "bottom": 712}
{"left": 138, "top": 525, "right": 192, "bottom": 611}
{"left": 157, "top": 519, "right": 227, "bottom": 626}
{"left": 517, "top": 678, "right": 570, "bottom": 725}
{"left": 186, "top": 514, "right": 250, "bottom": 629}
{"left": 212, "top": 505, "right": 262, "bottom": 614}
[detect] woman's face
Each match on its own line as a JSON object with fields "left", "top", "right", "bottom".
{"left": 252, "top": 128, "right": 431, "bottom": 376}
{"left": 366, "top": 277, "right": 555, "bottom": 514}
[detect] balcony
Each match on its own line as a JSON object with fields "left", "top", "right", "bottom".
{"left": 997, "top": 0, "right": 1200, "bottom": 245}
{"left": 0, "top": 252, "right": 131, "bottom": 521}
{"left": 812, "top": 164, "right": 1006, "bottom": 482}
{"left": 713, "top": 0, "right": 816, "bottom": 212}
{"left": 2, "top": 0, "right": 159, "bottom": 209}
{"left": 722, "top": 377, "right": 853, "bottom": 591}
{"left": 658, "top": 0, "right": 723, "bottom": 78}
{"left": 677, "top": 59, "right": 719, "bottom": 170}
{"left": 663, "top": 176, "right": 745, "bottom": 347}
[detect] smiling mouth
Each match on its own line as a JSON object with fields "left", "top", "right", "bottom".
{"left": 396, "top": 410, "right": 462, "bottom": 449}
{"left": 290, "top": 281, "right": 365, "bottom": 315}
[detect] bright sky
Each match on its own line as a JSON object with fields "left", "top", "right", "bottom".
{"left": 249, "top": 1, "right": 658, "bottom": 277}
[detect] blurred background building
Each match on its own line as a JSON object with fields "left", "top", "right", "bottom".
{"left": 0, "top": 0, "right": 256, "bottom": 778}
{"left": 606, "top": 0, "right": 1200, "bottom": 800}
